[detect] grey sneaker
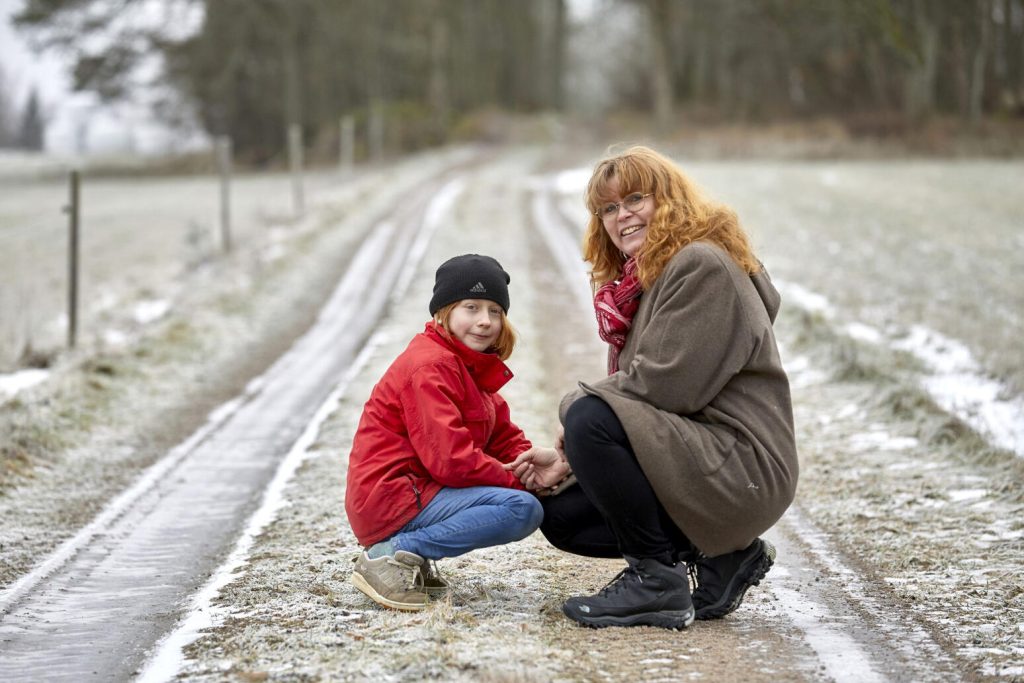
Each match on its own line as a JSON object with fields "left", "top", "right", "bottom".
{"left": 351, "top": 550, "right": 429, "bottom": 611}
{"left": 420, "top": 558, "right": 449, "bottom": 597}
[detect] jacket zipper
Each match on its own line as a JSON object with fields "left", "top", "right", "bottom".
{"left": 405, "top": 474, "right": 423, "bottom": 510}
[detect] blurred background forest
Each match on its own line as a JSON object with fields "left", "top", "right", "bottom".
{"left": 1, "top": 0, "right": 1023, "bottom": 164}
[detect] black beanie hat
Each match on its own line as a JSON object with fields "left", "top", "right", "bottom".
{"left": 429, "top": 254, "right": 511, "bottom": 316}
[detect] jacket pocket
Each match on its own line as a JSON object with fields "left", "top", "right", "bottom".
{"left": 462, "top": 407, "right": 490, "bottom": 444}
{"left": 674, "top": 420, "right": 738, "bottom": 477}
{"left": 404, "top": 474, "right": 423, "bottom": 510}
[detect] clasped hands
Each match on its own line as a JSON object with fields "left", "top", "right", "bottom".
{"left": 503, "top": 426, "right": 571, "bottom": 494}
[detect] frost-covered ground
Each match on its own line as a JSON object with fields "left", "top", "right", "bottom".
{"left": 2, "top": 146, "right": 1023, "bottom": 681}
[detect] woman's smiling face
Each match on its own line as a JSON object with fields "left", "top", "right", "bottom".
{"left": 600, "top": 176, "right": 656, "bottom": 258}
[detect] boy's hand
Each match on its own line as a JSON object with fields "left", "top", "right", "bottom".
{"left": 504, "top": 447, "right": 570, "bottom": 491}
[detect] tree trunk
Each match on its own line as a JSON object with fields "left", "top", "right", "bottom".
{"left": 648, "top": 0, "right": 674, "bottom": 133}
{"left": 903, "top": 0, "right": 940, "bottom": 121}
{"left": 429, "top": 14, "right": 450, "bottom": 135}
{"left": 969, "top": 0, "right": 992, "bottom": 125}
{"left": 540, "top": 0, "right": 567, "bottom": 111}
{"left": 282, "top": 3, "right": 302, "bottom": 131}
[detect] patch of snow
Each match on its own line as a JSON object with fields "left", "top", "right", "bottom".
{"left": 849, "top": 431, "right": 919, "bottom": 452}
{"left": 554, "top": 168, "right": 590, "bottom": 195}
{"left": 979, "top": 527, "right": 1024, "bottom": 542}
{"left": 781, "top": 281, "right": 1024, "bottom": 458}
{"left": 774, "top": 279, "right": 835, "bottom": 318}
{"left": 133, "top": 299, "right": 171, "bottom": 325}
{"left": 785, "top": 354, "right": 828, "bottom": 389}
{"left": 892, "top": 325, "right": 1024, "bottom": 457}
{"left": 844, "top": 322, "right": 883, "bottom": 344}
{"left": 768, "top": 569, "right": 888, "bottom": 683}
{"left": 0, "top": 368, "right": 50, "bottom": 402}
{"left": 102, "top": 329, "right": 130, "bottom": 349}
{"left": 837, "top": 403, "right": 861, "bottom": 419}
{"left": 983, "top": 664, "right": 1024, "bottom": 678}
{"left": 947, "top": 489, "right": 988, "bottom": 502}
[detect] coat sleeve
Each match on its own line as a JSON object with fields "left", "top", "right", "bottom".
{"left": 586, "top": 247, "right": 756, "bottom": 416}
{"left": 485, "top": 393, "right": 532, "bottom": 464}
{"left": 399, "top": 362, "right": 524, "bottom": 490}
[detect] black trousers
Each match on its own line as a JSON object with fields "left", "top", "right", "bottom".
{"left": 540, "top": 395, "right": 695, "bottom": 563}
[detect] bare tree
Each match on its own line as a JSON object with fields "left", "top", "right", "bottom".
{"left": 647, "top": 0, "right": 674, "bottom": 132}
{"left": 0, "top": 65, "right": 15, "bottom": 147}
{"left": 17, "top": 88, "right": 45, "bottom": 151}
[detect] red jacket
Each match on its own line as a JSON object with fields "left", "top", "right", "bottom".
{"left": 345, "top": 323, "right": 532, "bottom": 546}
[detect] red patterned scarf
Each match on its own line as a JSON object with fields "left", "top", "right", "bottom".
{"left": 594, "top": 258, "right": 643, "bottom": 374}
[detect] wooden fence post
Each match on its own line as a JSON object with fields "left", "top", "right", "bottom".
{"left": 64, "top": 170, "right": 80, "bottom": 349}
{"left": 339, "top": 115, "right": 354, "bottom": 174}
{"left": 369, "top": 101, "right": 384, "bottom": 164}
{"left": 216, "top": 136, "right": 232, "bottom": 252}
{"left": 288, "top": 123, "right": 304, "bottom": 217}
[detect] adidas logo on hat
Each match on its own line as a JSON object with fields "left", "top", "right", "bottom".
{"left": 429, "top": 254, "right": 510, "bottom": 315}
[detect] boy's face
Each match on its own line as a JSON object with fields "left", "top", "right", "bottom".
{"left": 448, "top": 299, "right": 502, "bottom": 352}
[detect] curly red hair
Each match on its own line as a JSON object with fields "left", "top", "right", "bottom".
{"left": 583, "top": 146, "right": 760, "bottom": 290}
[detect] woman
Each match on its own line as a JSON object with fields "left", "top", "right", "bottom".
{"left": 507, "top": 146, "right": 798, "bottom": 630}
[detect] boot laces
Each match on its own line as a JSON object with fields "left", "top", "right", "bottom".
{"left": 598, "top": 565, "right": 642, "bottom": 597}
{"left": 387, "top": 556, "right": 424, "bottom": 591}
{"left": 691, "top": 553, "right": 720, "bottom": 603}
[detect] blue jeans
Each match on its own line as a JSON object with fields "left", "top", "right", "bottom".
{"left": 391, "top": 486, "right": 544, "bottom": 560}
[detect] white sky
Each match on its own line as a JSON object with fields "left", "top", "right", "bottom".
{"left": 0, "top": 0, "right": 70, "bottom": 110}
{"left": 0, "top": 0, "right": 204, "bottom": 155}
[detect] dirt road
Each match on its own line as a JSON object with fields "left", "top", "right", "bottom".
{"left": 2, "top": 147, "right": 1022, "bottom": 681}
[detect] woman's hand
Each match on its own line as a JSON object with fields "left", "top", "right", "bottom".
{"left": 504, "top": 446, "right": 570, "bottom": 491}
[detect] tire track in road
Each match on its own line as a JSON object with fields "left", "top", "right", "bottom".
{"left": 137, "top": 176, "right": 469, "bottom": 682}
{"left": 0, "top": 161, "right": 475, "bottom": 682}
{"left": 530, "top": 178, "right": 959, "bottom": 682}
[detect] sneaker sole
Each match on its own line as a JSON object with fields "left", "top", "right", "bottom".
{"left": 695, "top": 539, "right": 776, "bottom": 621}
{"left": 562, "top": 605, "right": 695, "bottom": 631}
{"left": 350, "top": 572, "right": 427, "bottom": 612}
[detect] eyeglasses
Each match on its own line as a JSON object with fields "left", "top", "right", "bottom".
{"left": 595, "top": 193, "right": 652, "bottom": 220}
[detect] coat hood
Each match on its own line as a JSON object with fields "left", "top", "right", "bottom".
{"left": 750, "top": 267, "right": 781, "bottom": 323}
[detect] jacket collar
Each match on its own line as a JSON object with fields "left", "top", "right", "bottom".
{"left": 422, "top": 322, "right": 513, "bottom": 393}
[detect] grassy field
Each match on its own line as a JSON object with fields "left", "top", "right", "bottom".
{"left": 0, "top": 167, "right": 346, "bottom": 370}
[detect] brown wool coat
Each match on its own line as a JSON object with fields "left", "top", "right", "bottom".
{"left": 561, "top": 242, "right": 798, "bottom": 557}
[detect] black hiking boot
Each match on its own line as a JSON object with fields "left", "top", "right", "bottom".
{"left": 692, "top": 538, "right": 776, "bottom": 620}
{"left": 562, "top": 556, "right": 695, "bottom": 630}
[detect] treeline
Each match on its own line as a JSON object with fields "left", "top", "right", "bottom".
{"left": 13, "top": 0, "right": 1024, "bottom": 161}
{"left": 163, "top": 0, "right": 566, "bottom": 162}
{"left": 636, "top": 0, "right": 1023, "bottom": 133}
